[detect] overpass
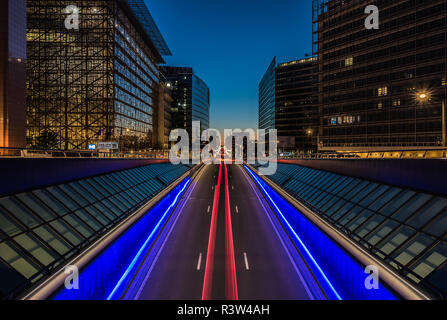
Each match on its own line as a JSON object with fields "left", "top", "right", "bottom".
{"left": 0, "top": 156, "right": 445, "bottom": 300}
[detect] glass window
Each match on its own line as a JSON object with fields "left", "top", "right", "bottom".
{"left": 47, "top": 187, "right": 80, "bottom": 211}
{"left": 77, "top": 180, "right": 102, "bottom": 201}
{"left": 392, "top": 233, "right": 435, "bottom": 266}
{"left": 0, "top": 242, "right": 39, "bottom": 279}
{"left": 16, "top": 193, "right": 56, "bottom": 222}
{"left": 59, "top": 184, "right": 89, "bottom": 207}
{"left": 0, "top": 197, "right": 40, "bottom": 229}
{"left": 366, "top": 220, "right": 399, "bottom": 246}
{"left": 391, "top": 193, "right": 432, "bottom": 222}
{"left": 424, "top": 212, "right": 447, "bottom": 237}
{"left": 33, "top": 226, "right": 71, "bottom": 256}
{"left": 63, "top": 215, "right": 93, "bottom": 239}
{"left": 378, "top": 190, "right": 415, "bottom": 216}
{"left": 359, "top": 185, "right": 389, "bottom": 207}
{"left": 353, "top": 214, "right": 386, "bottom": 238}
{"left": 410, "top": 242, "right": 447, "bottom": 280}
{"left": 378, "top": 226, "right": 416, "bottom": 255}
{"left": 13, "top": 233, "right": 57, "bottom": 266}
{"left": 408, "top": 198, "right": 447, "bottom": 229}
{"left": 32, "top": 190, "right": 68, "bottom": 216}
{"left": 368, "top": 187, "right": 401, "bottom": 211}
{"left": 49, "top": 220, "right": 83, "bottom": 246}
{"left": 0, "top": 211, "right": 22, "bottom": 237}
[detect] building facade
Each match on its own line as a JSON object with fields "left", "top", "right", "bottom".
{"left": 26, "top": 0, "right": 171, "bottom": 151}
{"left": 162, "top": 66, "right": 210, "bottom": 137}
{"left": 314, "top": 0, "right": 447, "bottom": 151}
{"left": 153, "top": 82, "right": 173, "bottom": 150}
{"left": 0, "top": 0, "right": 27, "bottom": 149}
{"left": 259, "top": 57, "right": 319, "bottom": 152}
{"left": 259, "top": 57, "right": 276, "bottom": 132}
{"left": 276, "top": 57, "right": 319, "bottom": 152}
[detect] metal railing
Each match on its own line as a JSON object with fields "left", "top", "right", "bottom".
{"left": 278, "top": 148, "right": 447, "bottom": 160}
{"left": 0, "top": 147, "right": 170, "bottom": 159}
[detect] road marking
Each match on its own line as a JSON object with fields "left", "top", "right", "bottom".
{"left": 197, "top": 253, "right": 203, "bottom": 271}
{"left": 232, "top": 186, "right": 234, "bottom": 190}
{"left": 243, "top": 252, "right": 250, "bottom": 270}
{"left": 207, "top": 205, "right": 210, "bottom": 213}
{"left": 212, "top": 185, "right": 214, "bottom": 190}
{"left": 235, "top": 205, "right": 239, "bottom": 214}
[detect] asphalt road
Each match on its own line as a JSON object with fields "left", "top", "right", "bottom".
{"left": 124, "top": 164, "right": 319, "bottom": 300}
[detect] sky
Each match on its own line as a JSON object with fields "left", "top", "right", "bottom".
{"left": 146, "top": 0, "right": 313, "bottom": 133}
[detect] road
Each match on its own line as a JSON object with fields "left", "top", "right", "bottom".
{"left": 122, "top": 163, "right": 322, "bottom": 300}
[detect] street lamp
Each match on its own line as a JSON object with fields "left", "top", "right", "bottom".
{"left": 416, "top": 90, "right": 445, "bottom": 147}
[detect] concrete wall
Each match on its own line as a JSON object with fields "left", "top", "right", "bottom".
{"left": 0, "top": 158, "right": 169, "bottom": 196}
{"left": 279, "top": 159, "right": 447, "bottom": 197}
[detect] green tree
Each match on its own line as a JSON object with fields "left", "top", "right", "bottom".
{"left": 33, "top": 130, "right": 59, "bottom": 150}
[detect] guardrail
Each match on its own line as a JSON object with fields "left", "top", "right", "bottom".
{"left": 0, "top": 147, "right": 170, "bottom": 159}
{"left": 279, "top": 148, "right": 447, "bottom": 160}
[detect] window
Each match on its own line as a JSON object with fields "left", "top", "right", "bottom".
{"left": 345, "top": 56, "right": 354, "bottom": 66}
{"left": 392, "top": 99, "right": 401, "bottom": 107}
{"left": 378, "top": 86, "right": 388, "bottom": 96}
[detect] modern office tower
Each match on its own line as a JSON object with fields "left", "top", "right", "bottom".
{"left": 313, "top": 0, "right": 447, "bottom": 151}
{"left": 26, "top": 0, "right": 171, "bottom": 151}
{"left": 161, "top": 67, "right": 210, "bottom": 136}
{"left": 259, "top": 57, "right": 276, "bottom": 132}
{"left": 153, "top": 82, "right": 173, "bottom": 150}
{"left": 276, "top": 57, "right": 319, "bottom": 152}
{"left": 258, "top": 57, "right": 318, "bottom": 152}
{"left": 0, "top": 0, "right": 27, "bottom": 149}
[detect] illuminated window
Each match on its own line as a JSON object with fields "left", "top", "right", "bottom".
{"left": 392, "top": 99, "right": 401, "bottom": 107}
{"left": 378, "top": 102, "right": 383, "bottom": 110}
{"left": 442, "top": 78, "right": 446, "bottom": 86}
{"left": 378, "top": 86, "right": 388, "bottom": 97}
{"left": 345, "top": 57, "right": 354, "bottom": 66}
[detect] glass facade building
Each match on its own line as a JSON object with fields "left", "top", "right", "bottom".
{"left": 258, "top": 57, "right": 276, "bottom": 131}
{"left": 0, "top": 0, "right": 27, "bottom": 149}
{"left": 314, "top": 0, "right": 447, "bottom": 151}
{"left": 276, "top": 57, "right": 319, "bottom": 152}
{"left": 259, "top": 57, "right": 319, "bottom": 152}
{"left": 162, "top": 67, "right": 210, "bottom": 136}
{"left": 26, "top": 0, "right": 171, "bottom": 150}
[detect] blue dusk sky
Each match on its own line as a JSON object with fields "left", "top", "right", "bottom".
{"left": 145, "top": 0, "right": 313, "bottom": 133}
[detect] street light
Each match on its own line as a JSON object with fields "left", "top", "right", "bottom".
{"left": 416, "top": 90, "right": 445, "bottom": 147}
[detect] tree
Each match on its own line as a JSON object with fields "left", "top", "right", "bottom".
{"left": 33, "top": 130, "right": 59, "bottom": 150}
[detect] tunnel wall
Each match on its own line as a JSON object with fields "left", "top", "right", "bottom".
{"left": 279, "top": 159, "right": 447, "bottom": 197}
{"left": 0, "top": 158, "right": 169, "bottom": 197}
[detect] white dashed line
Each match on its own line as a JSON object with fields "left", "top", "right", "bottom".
{"left": 235, "top": 205, "right": 239, "bottom": 214}
{"left": 243, "top": 252, "right": 250, "bottom": 270}
{"left": 207, "top": 205, "right": 210, "bottom": 213}
{"left": 196, "top": 253, "right": 203, "bottom": 271}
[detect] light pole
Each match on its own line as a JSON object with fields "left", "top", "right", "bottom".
{"left": 416, "top": 91, "right": 446, "bottom": 148}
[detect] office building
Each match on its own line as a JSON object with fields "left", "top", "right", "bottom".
{"left": 0, "top": 0, "right": 27, "bottom": 149}
{"left": 161, "top": 66, "right": 210, "bottom": 137}
{"left": 313, "top": 0, "right": 447, "bottom": 151}
{"left": 258, "top": 57, "right": 319, "bottom": 152}
{"left": 26, "top": 0, "right": 171, "bottom": 150}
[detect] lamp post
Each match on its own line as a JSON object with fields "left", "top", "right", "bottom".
{"left": 416, "top": 91, "right": 445, "bottom": 147}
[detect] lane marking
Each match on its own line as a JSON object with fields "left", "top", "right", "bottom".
{"left": 243, "top": 252, "right": 250, "bottom": 271}
{"left": 132, "top": 166, "right": 206, "bottom": 300}
{"left": 235, "top": 205, "right": 239, "bottom": 214}
{"left": 197, "top": 253, "right": 203, "bottom": 271}
{"left": 240, "top": 165, "right": 315, "bottom": 300}
{"left": 232, "top": 186, "right": 234, "bottom": 190}
{"left": 202, "top": 162, "right": 223, "bottom": 300}
{"left": 244, "top": 166, "right": 341, "bottom": 300}
{"left": 224, "top": 162, "right": 238, "bottom": 300}
{"left": 207, "top": 205, "right": 210, "bottom": 213}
